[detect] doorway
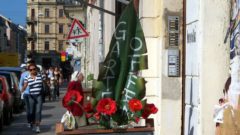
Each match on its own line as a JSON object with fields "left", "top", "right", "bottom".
{"left": 42, "top": 57, "right": 52, "bottom": 69}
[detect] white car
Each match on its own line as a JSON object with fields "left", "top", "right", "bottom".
{"left": 20, "top": 64, "right": 42, "bottom": 71}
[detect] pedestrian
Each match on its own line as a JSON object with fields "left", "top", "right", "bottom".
{"left": 19, "top": 60, "right": 35, "bottom": 128}
{"left": 54, "top": 67, "right": 63, "bottom": 99}
{"left": 41, "top": 68, "right": 48, "bottom": 103}
{"left": 62, "top": 71, "right": 86, "bottom": 128}
{"left": 21, "top": 63, "right": 44, "bottom": 133}
{"left": 49, "top": 77, "right": 56, "bottom": 101}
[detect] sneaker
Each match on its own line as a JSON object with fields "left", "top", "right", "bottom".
{"left": 36, "top": 126, "right": 40, "bottom": 133}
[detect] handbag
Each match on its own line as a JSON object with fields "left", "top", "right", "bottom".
{"left": 61, "top": 111, "right": 76, "bottom": 130}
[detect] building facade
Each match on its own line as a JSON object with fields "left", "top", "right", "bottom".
{"left": 0, "top": 17, "right": 7, "bottom": 52}
{"left": 26, "top": 0, "right": 72, "bottom": 67}
{"left": 0, "top": 15, "right": 27, "bottom": 64}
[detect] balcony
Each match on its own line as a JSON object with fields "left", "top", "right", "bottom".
{"left": 27, "top": 33, "right": 37, "bottom": 41}
{"left": 26, "top": 17, "right": 37, "bottom": 24}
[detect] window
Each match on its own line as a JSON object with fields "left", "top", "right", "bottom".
{"left": 45, "top": 24, "right": 49, "bottom": 33}
{"left": 45, "top": 41, "right": 49, "bottom": 50}
{"left": 58, "top": 41, "right": 63, "bottom": 51}
{"left": 31, "top": 9, "right": 35, "bottom": 18}
{"left": 31, "top": 42, "right": 35, "bottom": 51}
{"left": 59, "top": 9, "right": 64, "bottom": 17}
{"left": 31, "top": 25, "right": 35, "bottom": 33}
{"left": 59, "top": 24, "right": 63, "bottom": 33}
{"left": 45, "top": 8, "right": 50, "bottom": 17}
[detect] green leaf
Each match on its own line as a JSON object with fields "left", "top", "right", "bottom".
{"left": 87, "top": 74, "right": 94, "bottom": 81}
{"left": 111, "top": 109, "right": 129, "bottom": 125}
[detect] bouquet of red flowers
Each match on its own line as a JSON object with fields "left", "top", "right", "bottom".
{"left": 83, "top": 97, "right": 158, "bottom": 129}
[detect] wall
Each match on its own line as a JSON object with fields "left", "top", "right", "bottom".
{"left": 85, "top": 0, "right": 115, "bottom": 80}
{"left": 200, "top": 0, "right": 230, "bottom": 134}
{"left": 103, "top": 1, "right": 115, "bottom": 57}
{"left": 139, "top": 0, "right": 183, "bottom": 134}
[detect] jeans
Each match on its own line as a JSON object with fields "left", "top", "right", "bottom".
{"left": 29, "top": 95, "right": 43, "bottom": 123}
{"left": 54, "top": 84, "right": 59, "bottom": 98}
{"left": 23, "top": 94, "right": 31, "bottom": 123}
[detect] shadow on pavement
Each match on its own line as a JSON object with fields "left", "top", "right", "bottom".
{"left": 42, "top": 114, "right": 52, "bottom": 119}
{"left": 42, "top": 105, "right": 55, "bottom": 111}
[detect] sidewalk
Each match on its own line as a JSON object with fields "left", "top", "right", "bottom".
{"left": 1, "top": 82, "right": 68, "bottom": 135}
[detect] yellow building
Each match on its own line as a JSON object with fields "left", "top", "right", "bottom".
{"left": 26, "top": 0, "right": 72, "bottom": 67}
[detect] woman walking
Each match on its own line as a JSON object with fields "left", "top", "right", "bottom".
{"left": 54, "top": 67, "right": 63, "bottom": 99}
{"left": 21, "top": 63, "right": 44, "bottom": 133}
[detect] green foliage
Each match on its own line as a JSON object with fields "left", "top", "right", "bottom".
{"left": 99, "top": 115, "right": 111, "bottom": 129}
{"left": 87, "top": 74, "right": 94, "bottom": 81}
{"left": 111, "top": 109, "right": 129, "bottom": 125}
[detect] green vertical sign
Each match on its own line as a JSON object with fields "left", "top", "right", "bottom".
{"left": 93, "top": 1, "right": 148, "bottom": 111}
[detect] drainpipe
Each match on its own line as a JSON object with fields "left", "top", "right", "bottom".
{"left": 181, "top": 0, "right": 186, "bottom": 134}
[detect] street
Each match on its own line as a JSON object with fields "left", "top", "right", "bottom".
{"left": 1, "top": 83, "right": 67, "bottom": 135}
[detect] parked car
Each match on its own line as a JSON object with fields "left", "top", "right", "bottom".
{"left": 0, "top": 75, "right": 14, "bottom": 125}
{"left": 0, "top": 67, "right": 25, "bottom": 80}
{"left": 0, "top": 71, "right": 22, "bottom": 113}
{"left": 20, "top": 63, "right": 42, "bottom": 71}
{"left": 0, "top": 81, "right": 4, "bottom": 130}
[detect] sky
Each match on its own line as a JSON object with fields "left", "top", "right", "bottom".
{"left": 0, "top": 0, "right": 26, "bottom": 26}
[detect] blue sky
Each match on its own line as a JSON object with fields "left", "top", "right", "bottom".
{"left": 0, "top": 0, "right": 26, "bottom": 26}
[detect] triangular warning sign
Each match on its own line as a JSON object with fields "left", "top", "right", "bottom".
{"left": 67, "top": 19, "right": 89, "bottom": 40}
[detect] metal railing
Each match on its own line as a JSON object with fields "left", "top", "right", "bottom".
{"left": 27, "top": 33, "right": 37, "bottom": 40}
{"left": 26, "top": 17, "right": 37, "bottom": 24}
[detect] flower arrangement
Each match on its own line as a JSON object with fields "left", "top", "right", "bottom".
{"left": 83, "top": 97, "right": 158, "bottom": 129}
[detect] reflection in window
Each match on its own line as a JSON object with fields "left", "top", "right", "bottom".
{"left": 45, "top": 24, "right": 50, "bottom": 33}
{"left": 59, "top": 24, "right": 64, "bottom": 33}
{"left": 45, "top": 8, "right": 50, "bottom": 17}
{"left": 59, "top": 9, "right": 64, "bottom": 17}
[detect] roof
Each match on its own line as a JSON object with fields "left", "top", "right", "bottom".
{"left": 9, "top": 23, "right": 19, "bottom": 32}
{"left": 0, "top": 17, "right": 6, "bottom": 27}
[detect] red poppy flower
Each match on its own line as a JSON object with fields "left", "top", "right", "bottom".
{"left": 63, "top": 90, "right": 82, "bottom": 105}
{"left": 96, "top": 98, "right": 117, "bottom": 115}
{"left": 84, "top": 102, "right": 93, "bottom": 113}
{"left": 94, "top": 112, "right": 101, "bottom": 120}
{"left": 62, "top": 90, "right": 83, "bottom": 116}
{"left": 128, "top": 99, "right": 143, "bottom": 112}
{"left": 142, "top": 103, "right": 158, "bottom": 119}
